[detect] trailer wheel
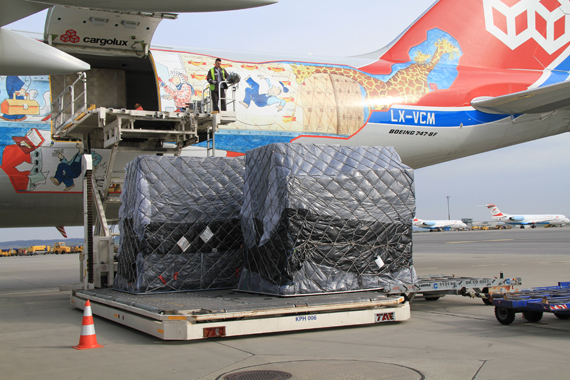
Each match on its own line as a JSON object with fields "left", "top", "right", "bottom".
{"left": 424, "top": 296, "right": 440, "bottom": 301}
{"left": 522, "top": 311, "right": 543, "bottom": 323}
{"left": 555, "top": 313, "right": 570, "bottom": 320}
{"left": 495, "top": 306, "right": 516, "bottom": 325}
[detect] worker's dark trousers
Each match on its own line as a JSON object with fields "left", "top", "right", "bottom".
{"left": 212, "top": 88, "right": 226, "bottom": 112}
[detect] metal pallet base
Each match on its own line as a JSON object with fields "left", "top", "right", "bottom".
{"left": 71, "top": 288, "right": 410, "bottom": 340}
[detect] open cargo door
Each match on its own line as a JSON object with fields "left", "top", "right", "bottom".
{"left": 44, "top": 5, "right": 177, "bottom": 58}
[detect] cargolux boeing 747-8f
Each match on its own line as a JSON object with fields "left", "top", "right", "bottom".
{"left": 1, "top": 0, "right": 570, "bottom": 231}
{"left": 486, "top": 204, "right": 570, "bottom": 228}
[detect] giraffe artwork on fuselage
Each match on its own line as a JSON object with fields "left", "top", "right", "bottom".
{"left": 291, "top": 30, "right": 462, "bottom": 113}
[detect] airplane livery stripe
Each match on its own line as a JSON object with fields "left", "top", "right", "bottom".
{"left": 369, "top": 108, "right": 509, "bottom": 127}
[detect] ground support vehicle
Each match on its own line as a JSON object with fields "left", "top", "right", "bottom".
{"left": 492, "top": 282, "right": 570, "bottom": 325}
{"left": 71, "top": 288, "right": 410, "bottom": 340}
{"left": 395, "top": 274, "right": 522, "bottom": 303}
{"left": 27, "top": 246, "right": 51, "bottom": 255}
{"left": 53, "top": 242, "right": 71, "bottom": 254}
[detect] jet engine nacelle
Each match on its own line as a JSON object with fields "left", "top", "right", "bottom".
{"left": 509, "top": 216, "right": 525, "bottom": 222}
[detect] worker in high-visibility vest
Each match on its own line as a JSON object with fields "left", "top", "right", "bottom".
{"left": 206, "top": 58, "right": 229, "bottom": 113}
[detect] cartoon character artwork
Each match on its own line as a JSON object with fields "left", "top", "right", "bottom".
{"left": 240, "top": 75, "right": 288, "bottom": 112}
{"left": 159, "top": 72, "right": 194, "bottom": 111}
{"left": 0, "top": 76, "right": 39, "bottom": 121}
{"left": 149, "top": 29, "right": 462, "bottom": 154}
{"left": 1, "top": 128, "right": 50, "bottom": 192}
{"left": 50, "top": 144, "right": 102, "bottom": 191}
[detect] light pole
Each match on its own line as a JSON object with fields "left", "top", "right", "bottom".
{"left": 447, "top": 196, "right": 450, "bottom": 220}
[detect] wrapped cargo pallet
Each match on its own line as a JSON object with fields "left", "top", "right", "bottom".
{"left": 114, "top": 156, "right": 245, "bottom": 293}
{"left": 239, "top": 143, "right": 416, "bottom": 296}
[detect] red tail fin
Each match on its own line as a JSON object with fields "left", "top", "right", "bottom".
{"left": 359, "top": 0, "right": 570, "bottom": 105}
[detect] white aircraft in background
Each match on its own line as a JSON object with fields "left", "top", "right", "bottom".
{"left": 413, "top": 218, "right": 466, "bottom": 231}
{"left": 486, "top": 204, "right": 570, "bottom": 228}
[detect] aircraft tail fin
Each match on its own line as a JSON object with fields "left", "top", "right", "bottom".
{"left": 486, "top": 204, "right": 504, "bottom": 217}
{"left": 360, "top": 0, "right": 570, "bottom": 75}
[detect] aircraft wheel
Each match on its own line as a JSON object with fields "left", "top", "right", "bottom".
{"left": 495, "top": 306, "right": 516, "bottom": 325}
{"left": 522, "top": 310, "right": 543, "bottom": 323}
{"left": 482, "top": 298, "right": 493, "bottom": 306}
{"left": 531, "top": 225, "right": 536, "bottom": 229}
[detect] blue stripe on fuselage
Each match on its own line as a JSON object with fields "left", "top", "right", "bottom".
{"left": 195, "top": 108, "right": 509, "bottom": 153}
{"left": 370, "top": 107, "right": 509, "bottom": 127}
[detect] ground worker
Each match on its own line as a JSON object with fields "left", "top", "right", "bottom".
{"left": 206, "top": 58, "right": 228, "bottom": 112}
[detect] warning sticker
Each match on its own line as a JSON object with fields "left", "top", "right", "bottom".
{"left": 200, "top": 227, "right": 214, "bottom": 243}
{"left": 177, "top": 236, "right": 190, "bottom": 252}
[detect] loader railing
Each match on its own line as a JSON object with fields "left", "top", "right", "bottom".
{"left": 51, "top": 72, "right": 87, "bottom": 137}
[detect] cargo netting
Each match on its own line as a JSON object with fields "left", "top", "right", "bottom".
{"left": 114, "top": 156, "right": 245, "bottom": 293}
{"left": 238, "top": 143, "right": 416, "bottom": 296}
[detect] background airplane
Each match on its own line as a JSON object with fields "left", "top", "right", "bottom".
{"left": 486, "top": 204, "right": 570, "bottom": 228}
{"left": 1, "top": 0, "right": 568, "bottom": 238}
{"left": 413, "top": 218, "right": 466, "bottom": 231}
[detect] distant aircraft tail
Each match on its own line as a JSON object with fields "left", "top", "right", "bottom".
{"left": 486, "top": 204, "right": 504, "bottom": 217}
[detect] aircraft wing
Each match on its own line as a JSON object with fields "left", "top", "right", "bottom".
{"left": 0, "top": 28, "right": 91, "bottom": 75}
{"left": 1, "top": 1, "right": 48, "bottom": 27}
{"left": 15, "top": 0, "right": 278, "bottom": 13}
{"left": 471, "top": 79, "right": 570, "bottom": 114}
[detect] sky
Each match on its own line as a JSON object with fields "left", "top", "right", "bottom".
{"left": 1, "top": 0, "right": 569, "bottom": 241}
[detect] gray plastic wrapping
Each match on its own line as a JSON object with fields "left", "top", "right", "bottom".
{"left": 238, "top": 143, "right": 416, "bottom": 296}
{"left": 114, "top": 156, "right": 245, "bottom": 293}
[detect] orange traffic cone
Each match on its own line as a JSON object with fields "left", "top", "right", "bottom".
{"left": 73, "top": 300, "right": 104, "bottom": 350}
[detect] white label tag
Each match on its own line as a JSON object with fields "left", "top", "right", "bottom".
{"left": 200, "top": 226, "right": 214, "bottom": 243}
{"left": 375, "top": 256, "right": 384, "bottom": 268}
{"left": 177, "top": 236, "right": 190, "bottom": 252}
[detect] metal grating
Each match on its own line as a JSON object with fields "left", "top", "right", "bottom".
{"left": 223, "top": 370, "right": 292, "bottom": 380}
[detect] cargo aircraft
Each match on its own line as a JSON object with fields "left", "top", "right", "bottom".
{"left": 1, "top": 0, "right": 570, "bottom": 232}
{"left": 486, "top": 204, "right": 570, "bottom": 228}
{"left": 413, "top": 218, "right": 467, "bottom": 231}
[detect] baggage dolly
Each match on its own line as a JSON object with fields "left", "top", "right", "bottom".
{"left": 492, "top": 282, "right": 570, "bottom": 325}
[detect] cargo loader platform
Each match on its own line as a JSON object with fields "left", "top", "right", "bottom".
{"left": 71, "top": 288, "right": 410, "bottom": 340}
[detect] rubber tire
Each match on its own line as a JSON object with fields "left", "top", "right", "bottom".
{"left": 482, "top": 298, "right": 493, "bottom": 306}
{"left": 424, "top": 296, "right": 440, "bottom": 301}
{"left": 495, "top": 306, "right": 516, "bottom": 325}
{"left": 522, "top": 310, "right": 543, "bottom": 323}
{"left": 555, "top": 313, "right": 570, "bottom": 320}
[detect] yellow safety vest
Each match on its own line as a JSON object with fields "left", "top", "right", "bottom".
{"left": 210, "top": 68, "right": 226, "bottom": 90}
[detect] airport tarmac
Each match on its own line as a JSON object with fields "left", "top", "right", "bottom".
{"left": 1, "top": 228, "right": 569, "bottom": 380}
